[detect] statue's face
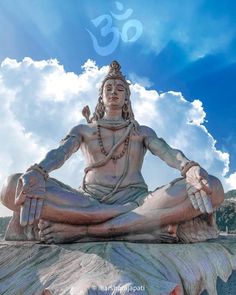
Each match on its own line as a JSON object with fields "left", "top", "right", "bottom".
{"left": 102, "top": 79, "right": 126, "bottom": 109}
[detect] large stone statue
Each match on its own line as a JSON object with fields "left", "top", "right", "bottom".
{"left": 1, "top": 61, "right": 224, "bottom": 244}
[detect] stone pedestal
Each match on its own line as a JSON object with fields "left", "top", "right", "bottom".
{"left": 0, "top": 236, "right": 235, "bottom": 295}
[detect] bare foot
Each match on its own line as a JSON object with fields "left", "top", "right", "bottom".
{"left": 38, "top": 219, "right": 87, "bottom": 244}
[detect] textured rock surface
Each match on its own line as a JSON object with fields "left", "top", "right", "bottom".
{"left": 0, "top": 237, "right": 235, "bottom": 295}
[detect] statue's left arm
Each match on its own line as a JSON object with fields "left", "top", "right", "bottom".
{"left": 143, "top": 126, "right": 189, "bottom": 171}
{"left": 143, "top": 126, "right": 213, "bottom": 213}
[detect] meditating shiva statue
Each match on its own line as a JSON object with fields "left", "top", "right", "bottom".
{"left": 0, "top": 61, "right": 224, "bottom": 244}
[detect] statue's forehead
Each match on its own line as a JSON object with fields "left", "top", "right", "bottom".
{"left": 103, "top": 79, "right": 126, "bottom": 87}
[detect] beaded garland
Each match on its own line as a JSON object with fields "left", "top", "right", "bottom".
{"left": 97, "top": 124, "right": 130, "bottom": 163}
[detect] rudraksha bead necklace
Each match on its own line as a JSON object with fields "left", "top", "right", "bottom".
{"left": 97, "top": 124, "right": 130, "bottom": 163}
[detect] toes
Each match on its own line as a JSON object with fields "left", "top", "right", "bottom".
{"left": 46, "top": 239, "right": 55, "bottom": 244}
{"left": 39, "top": 230, "right": 45, "bottom": 241}
{"left": 40, "top": 232, "right": 54, "bottom": 244}
{"left": 45, "top": 238, "right": 54, "bottom": 244}
{"left": 38, "top": 220, "right": 61, "bottom": 244}
{"left": 38, "top": 219, "right": 51, "bottom": 230}
{"left": 39, "top": 226, "right": 54, "bottom": 241}
{"left": 43, "top": 232, "right": 61, "bottom": 244}
{"left": 42, "top": 227, "right": 54, "bottom": 236}
{"left": 42, "top": 237, "right": 54, "bottom": 244}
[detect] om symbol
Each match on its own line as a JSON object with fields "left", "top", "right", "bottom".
{"left": 87, "top": 1, "right": 143, "bottom": 56}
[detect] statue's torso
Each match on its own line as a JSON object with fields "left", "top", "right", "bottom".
{"left": 79, "top": 123, "right": 147, "bottom": 187}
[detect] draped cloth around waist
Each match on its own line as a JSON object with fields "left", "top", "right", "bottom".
{"left": 78, "top": 182, "right": 148, "bottom": 205}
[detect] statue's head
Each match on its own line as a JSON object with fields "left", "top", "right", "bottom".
{"left": 99, "top": 61, "right": 131, "bottom": 99}
{"left": 93, "top": 61, "right": 134, "bottom": 121}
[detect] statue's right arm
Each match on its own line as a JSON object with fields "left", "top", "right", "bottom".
{"left": 16, "top": 125, "right": 84, "bottom": 225}
{"left": 38, "top": 125, "right": 83, "bottom": 173}
{"left": 16, "top": 124, "right": 83, "bottom": 204}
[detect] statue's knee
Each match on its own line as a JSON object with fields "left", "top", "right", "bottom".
{"left": 0, "top": 173, "right": 22, "bottom": 211}
{"left": 209, "top": 175, "right": 224, "bottom": 208}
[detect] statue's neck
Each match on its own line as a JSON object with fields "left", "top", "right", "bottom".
{"left": 98, "top": 108, "right": 130, "bottom": 130}
{"left": 103, "top": 109, "right": 123, "bottom": 121}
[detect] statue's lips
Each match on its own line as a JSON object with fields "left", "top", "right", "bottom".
{"left": 109, "top": 97, "right": 119, "bottom": 101}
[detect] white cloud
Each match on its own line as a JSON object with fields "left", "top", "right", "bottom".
{"left": 225, "top": 172, "right": 236, "bottom": 191}
{"left": 128, "top": 73, "right": 153, "bottom": 88}
{"left": 0, "top": 58, "right": 235, "bottom": 216}
{"left": 130, "top": 86, "right": 233, "bottom": 190}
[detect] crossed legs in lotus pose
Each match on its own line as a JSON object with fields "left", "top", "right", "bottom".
{"left": 1, "top": 173, "right": 224, "bottom": 243}
{"left": 38, "top": 175, "right": 223, "bottom": 244}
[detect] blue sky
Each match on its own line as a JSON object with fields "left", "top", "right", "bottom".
{"left": 0, "top": 0, "right": 236, "bottom": 215}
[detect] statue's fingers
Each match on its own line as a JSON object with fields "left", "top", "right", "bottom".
{"left": 192, "top": 180, "right": 203, "bottom": 191}
{"left": 201, "top": 178, "right": 209, "bottom": 187}
{"left": 186, "top": 178, "right": 203, "bottom": 192}
{"left": 28, "top": 198, "right": 37, "bottom": 225}
{"left": 188, "top": 193, "right": 199, "bottom": 210}
{"left": 201, "top": 178, "right": 213, "bottom": 194}
{"left": 204, "top": 197, "right": 213, "bottom": 214}
{"left": 201, "top": 190, "right": 213, "bottom": 214}
{"left": 186, "top": 184, "right": 199, "bottom": 209}
{"left": 193, "top": 169, "right": 202, "bottom": 181}
{"left": 195, "top": 191, "right": 206, "bottom": 213}
{"left": 35, "top": 199, "right": 44, "bottom": 221}
{"left": 186, "top": 184, "right": 196, "bottom": 195}
{"left": 20, "top": 198, "right": 31, "bottom": 226}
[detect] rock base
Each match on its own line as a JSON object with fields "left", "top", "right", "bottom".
{"left": 0, "top": 236, "right": 235, "bottom": 295}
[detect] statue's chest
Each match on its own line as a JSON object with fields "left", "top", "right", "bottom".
{"left": 84, "top": 127, "right": 143, "bottom": 155}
